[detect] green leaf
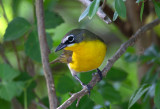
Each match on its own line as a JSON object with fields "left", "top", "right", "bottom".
{"left": 140, "top": 44, "right": 160, "bottom": 63}
{"left": 0, "top": 64, "right": 20, "bottom": 81}
{"left": 80, "top": 70, "right": 93, "bottom": 84}
{"left": 88, "top": 0, "right": 100, "bottom": 19}
{"left": 35, "top": 76, "right": 48, "bottom": 99}
{"left": 124, "top": 53, "right": 138, "bottom": 62}
{"left": 24, "top": 31, "right": 53, "bottom": 62}
{"left": 24, "top": 31, "right": 41, "bottom": 62}
{"left": 44, "top": 11, "right": 64, "bottom": 29}
{"left": 154, "top": 81, "right": 160, "bottom": 109}
{"left": 153, "top": 0, "right": 160, "bottom": 19}
{"left": 100, "top": 83, "right": 122, "bottom": 102}
{"left": 17, "top": 80, "right": 36, "bottom": 106}
{"left": 115, "top": 0, "right": 126, "bottom": 18}
{"left": 79, "top": 4, "right": 91, "bottom": 22}
{"left": 4, "top": 17, "right": 31, "bottom": 41}
{"left": 46, "top": 33, "right": 53, "bottom": 50}
{"left": 0, "top": 81, "right": 25, "bottom": 101}
{"left": 128, "top": 84, "right": 151, "bottom": 109}
{"left": 0, "top": 98, "right": 11, "bottom": 109}
{"left": 141, "top": 65, "right": 157, "bottom": 84}
{"left": 113, "top": 11, "right": 118, "bottom": 21}
{"left": 90, "top": 90, "right": 105, "bottom": 106}
{"left": 57, "top": 75, "right": 76, "bottom": 94}
{"left": 69, "top": 95, "right": 94, "bottom": 109}
{"left": 106, "top": 67, "right": 128, "bottom": 81}
{"left": 78, "top": 96, "right": 94, "bottom": 109}
{"left": 140, "top": 2, "right": 144, "bottom": 21}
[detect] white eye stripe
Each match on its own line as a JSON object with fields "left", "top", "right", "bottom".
{"left": 68, "top": 35, "right": 74, "bottom": 42}
{"left": 62, "top": 35, "right": 74, "bottom": 43}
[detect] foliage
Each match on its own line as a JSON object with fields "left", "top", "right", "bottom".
{"left": 125, "top": 44, "right": 160, "bottom": 109}
{"left": 0, "top": 0, "right": 160, "bottom": 109}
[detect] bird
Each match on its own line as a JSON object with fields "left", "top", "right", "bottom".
{"left": 51, "top": 29, "right": 107, "bottom": 92}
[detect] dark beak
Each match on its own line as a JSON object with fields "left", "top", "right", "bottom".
{"left": 55, "top": 43, "right": 67, "bottom": 52}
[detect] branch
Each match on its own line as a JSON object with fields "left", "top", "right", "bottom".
{"left": 79, "top": 0, "right": 112, "bottom": 24}
{"left": 35, "top": 0, "right": 58, "bottom": 109}
{"left": 79, "top": 0, "right": 133, "bottom": 37}
{"left": 57, "top": 18, "right": 160, "bottom": 109}
{"left": 0, "top": 0, "right": 22, "bottom": 70}
{"left": 12, "top": 41, "right": 22, "bottom": 71}
{"left": 0, "top": 44, "right": 11, "bottom": 66}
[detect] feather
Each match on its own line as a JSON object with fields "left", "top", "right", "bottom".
{"left": 50, "top": 50, "right": 73, "bottom": 64}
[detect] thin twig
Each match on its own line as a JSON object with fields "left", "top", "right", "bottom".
{"left": 76, "top": 96, "right": 82, "bottom": 107}
{"left": 101, "top": 0, "right": 106, "bottom": 9}
{"left": 0, "top": 0, "right": 11, "bottom": 66}
{"left": 79, "top": 0, "right": 112, "bottom": 24}
{"left": 0, "top": 44, "right": 11, "bottom": 66}
{"left": 57, "top": 19, "right": 160, "bottom": 109}
{"left": 35, "top": 0, "right": 58, "bottom": 109}
{"left": 0, "top": 0, "right": 8, "bottom": 23}
{"left": 11, "top": 41, "right": 22, "bottom": 71}
{"left": 33, "top": 101, "right": 49, "bottom": 109}
{"left": 0, "top": 0, "right": 22, "bottom": 70}
{"left": 79, "top": 0, "right": 133, "bottom": 37}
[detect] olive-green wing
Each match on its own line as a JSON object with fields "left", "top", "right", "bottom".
{"left": 50, "top": 50, "right": 73, "bottom": 64}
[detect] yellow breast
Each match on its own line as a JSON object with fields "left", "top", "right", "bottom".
{"left": 65, "top": 40, "right": 107, "bottom": 72}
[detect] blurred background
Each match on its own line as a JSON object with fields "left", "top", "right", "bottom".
{"left": 0, "top": 0, "right": 160, "bottom": 109}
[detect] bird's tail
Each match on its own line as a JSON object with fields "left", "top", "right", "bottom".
{"left": 50, "top": 58, "right": 60, "bottom": 64}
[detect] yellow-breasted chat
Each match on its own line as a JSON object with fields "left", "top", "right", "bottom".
{"left": 52, "top": 29, "right": 107, "bottom": 92}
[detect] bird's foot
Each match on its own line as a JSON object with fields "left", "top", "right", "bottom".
{"left": 81, "top": 83, "right": 92, "bottom": 95}
{"left": 92, "top": 68, "right": 103, "bottom": 81}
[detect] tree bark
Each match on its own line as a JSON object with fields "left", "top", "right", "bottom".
{"left": 35, "top": 0, "right": 58, "bottom": 108}
{"left": 126, "top": 0, "right": 152, "bottom": 81}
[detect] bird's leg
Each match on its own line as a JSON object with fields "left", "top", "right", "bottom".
{"left": 92, "top": 68, "right": 103, "bottom": 81}
{"left": 74, "top": 75, "right": 84, "bottom": 86}
{"left": 97, "top": 68, "right": 103, "bottom": 80}
{"left": 73, "top": 75, "right": 92, "bottom": 94}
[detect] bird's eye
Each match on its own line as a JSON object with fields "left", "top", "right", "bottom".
{"left": 68, "top": 35, "right": 74, "bottom": 42}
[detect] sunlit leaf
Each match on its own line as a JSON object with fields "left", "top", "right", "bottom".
{"left": 140, "top": 2, "right": 144, "bottom": 21}
{"left": 88, "top": 0, "right": 100, "bottom": 19}
{"left": 154, "top": 81, "right": 160, "bottom": 109}
{"left": 4, "top": 17, "right": 31, "bottom": 41}
{"left": 113, "top": 11, "right": 118, "bottom": 21}
{"left": 79, "top": 4, "right": 91, "bottom": 22}
{"left": 115, "top": 0, "right": 126, "bottom": 18}
{"left": 128, "top": 84, "right": 151, "bottom": 109}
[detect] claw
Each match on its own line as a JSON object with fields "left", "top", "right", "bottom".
{"left": 97, "top": 68, "right": 103, "bottom": 81}
{"left": 82, "top": 84, "right": 92, "bottom": 96}
{"left": 92, "top": 69, "right": 103, "bottom": 81}
{"left": 73, "top": 75, "right": 92, "bottom": 95}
